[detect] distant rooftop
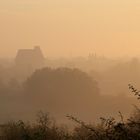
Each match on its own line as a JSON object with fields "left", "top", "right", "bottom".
{"left": 15, "top": 46, "right": 45, "bottom": 67}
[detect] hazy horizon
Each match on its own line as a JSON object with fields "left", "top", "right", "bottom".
{"left": 1, "top": 0, "right": 140, "bottom": 58}
{"left": 1, "top": 2, "right": 140, "bottom": 138}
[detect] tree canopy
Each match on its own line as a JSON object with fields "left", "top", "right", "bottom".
{"left": 24, "top": 67, "right": 100, "bottom": 110}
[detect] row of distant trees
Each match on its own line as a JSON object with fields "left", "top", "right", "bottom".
{"left": 24, "top": 67, "right": 99, "bottom": 105}
{"left": 0, "top": 67, "right": 99, "bottom": 96}
{"left": 0, "top": 67, "right": 100, "bottom": 116}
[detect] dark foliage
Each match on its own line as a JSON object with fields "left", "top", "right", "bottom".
{"left": 24, "top": 67, "right": 99, "bottom": 110}
{"left": 1, "top": 85, "right": 140, "bottom": 140}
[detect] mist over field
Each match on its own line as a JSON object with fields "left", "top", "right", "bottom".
{"left": 0, "top": 49, "right": 139, "bottom": 124}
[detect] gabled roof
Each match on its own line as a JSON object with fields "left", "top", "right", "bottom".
{"left": 15, "top": 47, "right": 44, "bottom": 63}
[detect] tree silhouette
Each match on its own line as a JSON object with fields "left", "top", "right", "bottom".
{"left": 24, "top": 67, "right": 100, "bottom": 110}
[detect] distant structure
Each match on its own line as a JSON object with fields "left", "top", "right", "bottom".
{"left": 88, "top": 53, "right": 97, "bottom": 61}
{"left": 15, "top": 46, "right": 45, "bottom": 72}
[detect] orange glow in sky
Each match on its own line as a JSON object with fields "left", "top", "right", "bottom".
{"left": 0, "top": 0, "right": 140, "bottom": 58}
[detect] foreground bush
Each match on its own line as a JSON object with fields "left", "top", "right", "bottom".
{"left": 1, "top": 112, "right": 71, "bottom": 140}
{"left": 1, "top": 109, "right": 140, "bottom": 140}
{"left": 1, "top": 85, "right": 140, "bottom": 140}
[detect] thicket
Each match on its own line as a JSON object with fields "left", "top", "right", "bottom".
{"left": 0, "top": 84, "right": 140, "bottom": 140}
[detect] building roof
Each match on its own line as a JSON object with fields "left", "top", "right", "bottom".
{"left": 15, "top": 46, "right": 44, "bottom": 64}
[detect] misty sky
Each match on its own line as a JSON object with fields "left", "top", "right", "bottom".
{"left": 0, "top": 0, "right": 140, "bottom": 58}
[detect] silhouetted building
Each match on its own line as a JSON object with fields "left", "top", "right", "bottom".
{"left": 15, "top": 46, "right": 45, "bottom": 71}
